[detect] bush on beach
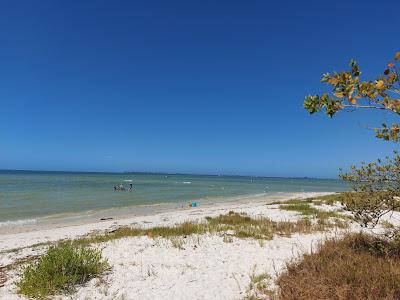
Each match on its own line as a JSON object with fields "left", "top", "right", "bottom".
{"left": 274, "top": 233, "right": 400, "bottom": 300}
{"left": 17, "top": 242, "right": 109, "bottom": 299}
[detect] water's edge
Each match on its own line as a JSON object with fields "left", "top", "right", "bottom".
{"left": 0, "top": 191, "right": 336, "bottom": 235}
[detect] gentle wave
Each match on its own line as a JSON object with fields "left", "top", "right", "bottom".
{"left": 0, "top": 218, "right": 37, "bottom": 227}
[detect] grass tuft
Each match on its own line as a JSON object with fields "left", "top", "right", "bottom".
{"left": 245, "top": 269, "right": 273, "bottom": 300}
{"left": 169, "top": 237, "right": 185, "bottom": 249}
{"left": 309, "top": 193, "right": 343, "bottom": 205}
{"left": 267, "top": 193, "right": 343, "bottom": 206}
{"left": 279, "top": 203, "right": 320, "bottom": 216}
{"left": 268, "top": 198, "right": 314, "bottom": 206}
{"left": 279, "top": 202, "right": 348, "bottom": 224}
{"left": 17, "top": 242, "right": 109, "bottom": 299}
{"left": 223, "top": 235, "right": 233, "bottom": 243}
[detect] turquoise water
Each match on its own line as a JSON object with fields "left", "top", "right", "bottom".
{"left": 0, "top": 171, "right": 348, "bottom": 225}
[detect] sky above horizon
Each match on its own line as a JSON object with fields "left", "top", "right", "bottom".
{"left": 1, "top": 0, "right": 399, "bottom": 178}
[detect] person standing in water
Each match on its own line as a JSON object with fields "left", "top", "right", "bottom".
{"left": 129, "top": 183, "right": 133, "bottom": 192}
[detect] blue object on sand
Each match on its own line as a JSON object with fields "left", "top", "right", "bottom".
{"left": 192, "top": 201, "right": 197, "bottom": 207}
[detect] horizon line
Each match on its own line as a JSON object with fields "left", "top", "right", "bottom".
{"left": 0, "top": 168, "right": 339, "bottom": 180}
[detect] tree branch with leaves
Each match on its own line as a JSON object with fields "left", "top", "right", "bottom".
{"left": 304, "top": 51, "right": 400, "bottom": 141}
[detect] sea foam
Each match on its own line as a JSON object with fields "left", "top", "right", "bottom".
{"left": 0, "top": 218, "right": 37, "bottom": 227}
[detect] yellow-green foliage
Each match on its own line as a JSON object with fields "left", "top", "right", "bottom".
{"left": 313, "top": 193, "right": 342, "bottom": 205}
{"left": 279, "top": 203, "right": 320, "bottom": 216}
{"left": 268, "top": 193, "right": 342, "bottom": 207}
{"left": 304, "top": 51, "right": 400, "bottom": 141}
{"left": 17, "top": 242, "right": 109, "bottom": 299}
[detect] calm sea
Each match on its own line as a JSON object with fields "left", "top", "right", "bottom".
{"left": 0, "top": 171, "right": 348, "bottom": 226}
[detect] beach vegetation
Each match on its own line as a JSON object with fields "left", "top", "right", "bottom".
{"left": 279, "top": 203, "right": 320, "bottom": 216}
{"left": 169, "top": 237, "right": 185, "bottom": 249}
{"left": 303, "top": 51, "right": 400, "bottom": 237}
{"left": 245, "top": 265, "right": 275, "bottom": 299}
{"left": 268, "top": 197, "right": 314, "bottom": 205}
{"left": 73, "top": 210, "right": 346, "bottom": 247}
{"left": 273, "top": 233, "right": 400, "bottom": 299}
{"left": 207, "top": 212, "right": 335, "bottom": 239}
{"left": 267, "top": 193, "right": 343, "bottom": 207}
{"left": 339, "top": 153, "right": 400, "bottom": 233}
{"left": 223, "top": 234, "right": 233, "bottom": 243}
{"left": 311, "top": 193, "right": 343, "bottom": 205}
{"left": 245, "top": 271, "right": 272, "bottom": 300}
{"left": 10, "top": 207, "right": 348, "bottom": 299}
{"left": 0, "top": 241, "right": 50, "bottom": 256}
{"left": 279, "top": 203, "right": 347, "bottom": 221}
{"left": 278, "top": 202, "right": 348, "bottom": 225}
{"left": 17, "top": 242, "right": 109, "bottom": 299}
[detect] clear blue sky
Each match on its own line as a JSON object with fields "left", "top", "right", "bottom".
{"left": 0, "top": 0, "right": 399, "bottom": 177}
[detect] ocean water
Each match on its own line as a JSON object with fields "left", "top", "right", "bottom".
{"left": 0, "top": 171, "right": 348, "bottom": 226}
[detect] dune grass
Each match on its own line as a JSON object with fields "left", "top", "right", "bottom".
{"left": 277, "top": 195, "right": 349, "bottom": 225}
{"left": 207, "top": 211, "right": 333, "bottom": 239}
{"left": 17, "top": 242, "right": 109, "bottom": 299}
{"left": 311, "top": 193, "right": 343, "bottom": 205}
{"left": 268, "top": 197, "right": 314, "bottom": 205}
{"left": 269, "top": 193, "right": 343, "bottom": 207}
{"left": 73, "top": 221, "right": 210, "bottom": 247}
{"left": 279, "top": 203, "right": 343, "bottom": 219}
{"left": 274, "top": 233, "right": 400, "bottom": 300}
{"left": 279, "top": 203, "right": 321, "bottom": 216}
{"left": 245, "top": 271, "right": 272, "bottom": 299}
{"left": 72, "top": 210, "right": 343, "bottom": 248}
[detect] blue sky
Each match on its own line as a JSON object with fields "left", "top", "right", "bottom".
{"left": 0, "top": 0, "right": 399, "bottom": 177}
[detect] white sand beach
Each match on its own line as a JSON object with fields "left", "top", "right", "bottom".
{"left": 0, "top": 192, "right": 381, "bottom": 300}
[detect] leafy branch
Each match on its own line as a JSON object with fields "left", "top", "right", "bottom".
{"left": 304, "top": 51, "right": 400, "bottom": 141}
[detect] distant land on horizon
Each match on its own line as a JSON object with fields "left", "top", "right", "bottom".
{"left": 0, "top": 169, "right": 339, "bottom": 180}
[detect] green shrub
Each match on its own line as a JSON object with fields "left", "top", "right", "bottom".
{"left": 17, "top": 242, "right": 109, "bottom": 299}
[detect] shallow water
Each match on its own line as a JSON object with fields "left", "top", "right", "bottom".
{"left": 0, "top": 171, "right": 348, "bottom": 226}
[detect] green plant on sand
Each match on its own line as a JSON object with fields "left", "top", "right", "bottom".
{"left": 339, "top": 153, "right": 400, "bottom": 232}
{"left": 17, "top": 242, "right": 109, "bottom": 299}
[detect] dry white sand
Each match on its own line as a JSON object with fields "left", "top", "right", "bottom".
{"left": 0, "top": 192, "right": 349, "bottom": 299}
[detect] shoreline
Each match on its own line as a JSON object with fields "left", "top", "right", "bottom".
{"left": 0, "top": 191, "right": 333, "bottom": 252}
{"left": 0, "top": 191, "right": 330, "bottom": 234}
{"left": 0, "top": 190, "right": 349, "bottom": 300}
